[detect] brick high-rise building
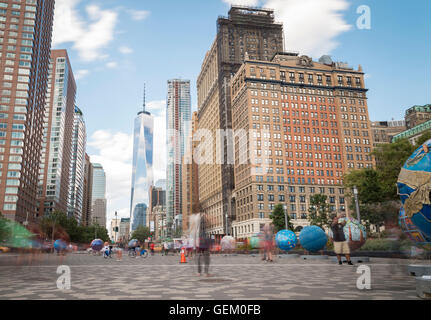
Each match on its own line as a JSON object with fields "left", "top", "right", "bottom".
{"left": 230, "top": 53, "right": 374, "bottom": 238}
{"left": 37, "top": 49, "right": 76, "bottom": 218}
{"left": 0, "top": 0, "right": 55, "bottom": 223}
{"left": 182, "top": 111, "right": 200, "bottom": 234}
{"left": 197, "top": 6, "right": 284, "bottom": 236}
{"left": 81, "top": 153, "right": 93, "bottom": 226}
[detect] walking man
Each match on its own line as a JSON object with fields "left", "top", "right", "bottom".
{"left": 197, "top": 214, "right": 211, "bottom": 277}
{"left": 331, "top": 216, "right": 353, "bottom": 265}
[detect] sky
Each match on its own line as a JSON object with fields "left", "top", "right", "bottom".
{"left": 51, "top": 0, "right": 431, "bottom": 226}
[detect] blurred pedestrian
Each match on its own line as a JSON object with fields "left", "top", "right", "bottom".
{"left": 150, "top": 242, "right": 155, "bottom": 256}
{"left": 331, "top": 216, "right": 353, "bottom": 265}
{"left": 115, "top": 245, "right": 123, "bottom": 261}
{"left": 263, "top": 223, "right": 274, "bottom": 262}
{"left": 196, "top": 214, "right": 211, "bottom": 277}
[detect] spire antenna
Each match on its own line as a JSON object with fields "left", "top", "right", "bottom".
{"left": 143, "top": 84, "right": 146, "bottom": 112}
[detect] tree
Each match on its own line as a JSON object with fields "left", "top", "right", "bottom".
{"left": 344, "top": 168, "right": 384, "bottom": 204}
{"left": 270, "top": 204, "right": 293, "bottom": 232}
{"left": 0, "top": 213, "right": 11, "bottom": 244}
{"left": 307, "top": 194, "right": 333, "bottom": 229}
{"left": 372, "top": 138, "right": 415, "bottom": 200}
{"left": 415, "top": 130, "right": 431, "bottom": 148}
{"left": 131, "top": 226, "right": 150, "bottom": 243}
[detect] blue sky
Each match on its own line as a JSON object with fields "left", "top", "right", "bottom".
{"left": 51, "top": 0, "right": 431, "bottom": 223}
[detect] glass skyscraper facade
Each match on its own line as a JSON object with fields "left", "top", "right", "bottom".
{"left": 166, "top": 79, "right": 191, "bottom": 236}
{"left": 91, "top": 163, "right": 106, "bottom": 227}
{"left": 130, "top": 109, "right": 153, "bottom": 232}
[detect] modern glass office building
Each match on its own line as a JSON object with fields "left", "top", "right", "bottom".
{"left": 166, "top": 79, "right": 191, "bottom": 236}
{"left": 91, "top": 163, "right": 106, "bottom": 227}
{"left": 130, "top": 109, "right": 154, "bottom": 232}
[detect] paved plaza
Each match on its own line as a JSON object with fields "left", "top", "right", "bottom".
{"left": 0, "top": 252, "right": 427, "bottom": 300}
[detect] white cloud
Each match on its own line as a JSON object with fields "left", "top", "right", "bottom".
{"left": 127, "top": 9, "right": 150, "bottom": 21}
{"left": 88, "top": 130, "right": 133, "bottom": 224}
{"left": 146, "top": 100, "right": 165, "bottom": 117}
{"left": 52, "top": 0, "right": 119, "bottom": 62}
{"left": 106, "top": 61, "right": 118, "bottom": 68}
{"left": 119, "top": 46, "right": 133, "bottom": 55}
{"left": 222, "top": 0, "right": 260, "bottom": 6}
{"left": 75, "top": 69, "right": 89, "bottom": 80}
{"left": 265, "top": 0, "right": 352, "bottom": 58}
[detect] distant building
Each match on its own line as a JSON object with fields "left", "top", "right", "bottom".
{"left": 119, "top": 218, "right": 131, "bottom": 243}
{"left": 37, "top": 50, "right": 76, "bottom": 218}
{"left": 405, "top": 104, "right": 431, "bottom": 129}
{"left": 371, "top": 120, "right": 406, "bottom": 146}
{"left": 110, "top": 218, "right": 120, "bottom": 241}
{"left": 91, "top": 163, "right": 106, "bottom": 227}
{"left": 166, "top": 79, "right": 191, "bottom": 236}
{"left": 67, "top": 106, "right": 86, "bottom": 223}
{"left": 82, "top": 153, "right": 93, "bottom": 226}
{"left": 130, "top": 97, "right": 154, "bottom": 232}
{"left": 182, "top": 111, "right": 200, "bottom": 234}
{"left": 392, "top": 120, "right": 431, "bottom": 144}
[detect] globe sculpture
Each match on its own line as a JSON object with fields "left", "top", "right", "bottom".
{"left": 128, "top": 239, "right": 139, "bottom": 247}
{"left": 328, "top": 217, "right": 367, "bottom": 251}
{"left": 275, "top": 230, "right": 297, "bottom": 251}
{"left": 399, "top": 206, "right": 431, "bottom": 250}
{"left": 221, "top": 236, "right": 236, "bottom": 251}
{"left": 90, "top": 239, "right": 103, "bottom": 251}
{"left": 54, "top": 239, "right": 66, "bottom": 252}
{"left": 397, "top": 139, "right": 431, "bottom": 238}
{"left": 249, "top": 234, "right": 262, "bottom": 249}
{"left": 299, "top": 226, "right": 327, "bottom": 252}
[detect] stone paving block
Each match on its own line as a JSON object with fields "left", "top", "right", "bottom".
{"left": 415, "top": 276, "right": 431, "bottom": 299}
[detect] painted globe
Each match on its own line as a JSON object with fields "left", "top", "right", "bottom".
{"left": 299, "top": 226, "right": 327, "bottom": 252}
{"left": 128, "top": 239, "right": 139, "bottom": 247}
{"left": 90, "top": 239, "right": 104, "bottom": 251}
{"left": 399, "top": 206, "right": 431, "bottom": 250}
{"left": 221, "top": 236, "right": 236, "bottom": 250}
{"left": 275, "top": 230, "right": 297, "bottom": 251}
{"left": 328, "top": 217, "right": 367, "bottom": 251}
{"left": 54, "top": 239, "right": 66, "bottom": 251}
{"left": 249, "top": 234, "right": 262, "bottom": 249}
{"left": 397, "top": 139, "right": 431, "bottom": 238}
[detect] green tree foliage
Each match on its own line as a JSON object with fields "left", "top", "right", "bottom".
{"left": 372, "top": 138, "right": 416, "bottom": 200}
{"left": 131, "top": 226, "right": 150, "bottom": 243}
{"left": 415, "top": 130, "right": 431, "bottom": 148}
{"left": 0, "top": 213, "right": 11, "bottom": 244}
{"left": 270, "top": 204, "right": 293, "bottom": 232}
{"left": 307, "top": 194, "right": 334, "bottom": 228}
{"left": 39, "top": 211, "right": 109, "bottom": 243}
{"left": 344, "top": 168, "right": 383, "bottom": 204}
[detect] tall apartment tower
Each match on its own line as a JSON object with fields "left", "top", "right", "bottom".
{"left": 81, "top": 153, "right": 93, "bottom": 226}
{"left": 91, "top": 163, "right": 106, "bottom": 227}
{"left": 0, "top": 0, "right": 55, "bottom": 223}
{"left": 67, "top": 106, "right": 86, "bottom": 222}
{"left": 38, "top": 49, "right": 76, "bottom": 217}
{"left": 182, "top": 111, "right": 200, "bottom": 234}
{"left": 130, "top": 96, "right": 153, "bottom": 232}
{"left": 166, "top": 79, "right": 191, "bottom": 236}
{"left": 230, "top": 53, "right": 374, "bottom": 238}
{"left": 197, "top": 6, "right": 284, "bottom": 235}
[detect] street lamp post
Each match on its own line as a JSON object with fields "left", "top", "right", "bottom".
{"left": 283, "top": 204, "right": 288, "bottom": 230}
{"left": 353, "top": 186, "right": 361, "bottom": 223}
